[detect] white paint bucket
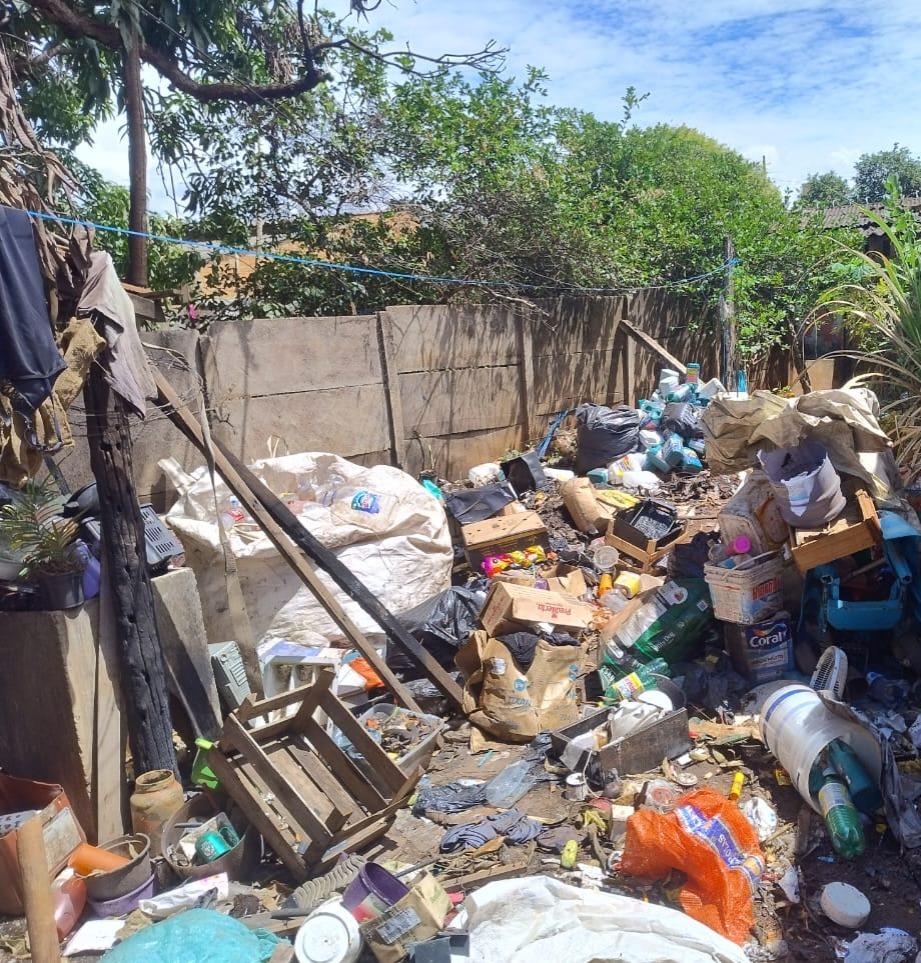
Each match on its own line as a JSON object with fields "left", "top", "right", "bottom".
{"left": 759, "top": 684, "right": 881, "bottom": 813}
{"left": 295, "top": 898, "right": 362, "bottom": 963}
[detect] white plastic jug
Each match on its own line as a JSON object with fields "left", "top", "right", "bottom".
{"left": 759, "top": 684, "right": 881, "bottom": 813}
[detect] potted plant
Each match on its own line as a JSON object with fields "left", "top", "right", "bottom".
{"left": 0, "top": 482, "right": 85, "bottom": 609}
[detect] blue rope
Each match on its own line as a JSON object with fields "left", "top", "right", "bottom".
{"left": 26, "top": 208, "right": 738, "bottom": 294}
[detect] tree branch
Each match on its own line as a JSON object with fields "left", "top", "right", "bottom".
{"left": 9, "top": 38, "right": 67, "bottom": 77}
{"left": 25, "top": 0, "right": 327, "bottom": 102}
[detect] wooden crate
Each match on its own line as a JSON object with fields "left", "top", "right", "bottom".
{"left": 789, "top": 487, "right": 883, "bottom": 574}
{"left": 208, "top": 669, "right": 421, "bottom": 879}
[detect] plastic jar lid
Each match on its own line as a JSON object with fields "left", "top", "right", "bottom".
{"left": 294, "top": 900, "right": 362, "bottom": 963}
{"left": 820, "top": 882, "right": 870, "bottom": 928}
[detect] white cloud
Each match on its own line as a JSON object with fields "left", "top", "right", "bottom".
{"left": 80, "top": 0, "right": 921, "bottom": 209}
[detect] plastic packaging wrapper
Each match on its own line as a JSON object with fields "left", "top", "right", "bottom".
{"left": 454, "top": 874, "right": 746, "bottom": 963}
{"left": 758, "top": 441, "right": 845, "bottom": 528}
{"left": 620, "top": 787, "right": 764, "bottom": 944}
{"left": 574, "top": 403, "right": 640, "bottom": 473}
{"left": 102, "top": 908, "right": 280, "bottom": 962}
{"left": 842, "top": 928, "right": 917, "bottom": 963}
{"left": 163, "top": 453, "right": 452, "bottom": 646}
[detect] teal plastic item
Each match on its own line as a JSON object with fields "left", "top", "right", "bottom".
{"left": 421, "top": 478, "right": 444, "bottom": 501}
{"left": 102, "top": 909, "right": 282, "bottom": 963}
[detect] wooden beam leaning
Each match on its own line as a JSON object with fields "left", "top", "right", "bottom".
{"left": 619, "top": 316, "right": 685, "bottom": 372}
{"left": 154, "top": 371, "right": 465, "bottom": 712}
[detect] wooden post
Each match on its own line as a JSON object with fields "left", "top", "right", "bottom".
{"left": 719, "top": 235, "right": 736, "bottom": 387}
{"left": 85, "top": 369, "right": 177, "bottom": 775}
{"left": 17, "top": 817, "right": 60, "bottom": 963}
{"left": 515, "top": 310, "right": 535, "bottom": 445}
{"left": 376, "top": 312, "right": 407, "bottom": 469}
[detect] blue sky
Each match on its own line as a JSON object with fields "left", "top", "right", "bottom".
{"left": 78, "top": 0, "right": 921, "bottom": 208}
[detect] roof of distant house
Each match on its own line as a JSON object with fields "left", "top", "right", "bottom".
{"left": 821, "top": 196, "right": 921, "bottom": 234}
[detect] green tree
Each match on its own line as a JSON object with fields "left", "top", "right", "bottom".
{"left": 853, "top": 144, "right": 921, "bottom": 203}
{"left": 798, "top": 171, "right": 852, "bottom": 207}
{"left": 15, "top": 0, "right": 502, "bottom": 284}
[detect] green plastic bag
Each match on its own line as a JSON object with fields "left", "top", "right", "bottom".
{"left": 103, "top": 909, "right": 282, "bottom": 963}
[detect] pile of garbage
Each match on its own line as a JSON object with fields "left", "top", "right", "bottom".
{"left": 12, "top": 367, "right": 921, "bottom": 963}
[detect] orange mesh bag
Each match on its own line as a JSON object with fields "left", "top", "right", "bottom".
{"left": 620, "top": 787, "right": 764, "bottom": 944}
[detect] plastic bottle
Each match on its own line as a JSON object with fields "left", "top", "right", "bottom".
{"left": 603, "top": 658, "right": 670, "bottom": 703}
{"left": 816, "top": 763, "right": 866, "bottom": 859}
{"left": 827, "top": 739, "right": 882, "bottom": 815}
{"left": 52, "top": 868, "right": 86, "bottom": 940}
{"left": 601, "top": 590, "right": 629, "bottom": 615}
{"left": 597, "top": 573, "right": 614, "bottom": 598}
{"left": 727, "top": 772, "right": 744, "bottom": 802}
{"left": 485, "top": 759, "right": 537, "bottom": 808}
{"left": 600, "top": 641, "right": 646, "bottom": 679}
{"left": 219, "top": 495, "right": 246, "bottom": 531}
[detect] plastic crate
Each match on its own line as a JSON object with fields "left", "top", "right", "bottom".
{"left": 704, "top": 551, "right": 783, "bottom": 624}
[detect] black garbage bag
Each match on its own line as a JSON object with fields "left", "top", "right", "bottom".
{"left": 388, "top": 583, "right": 489, "bottom": 677}
{"left": 575, "top": 403, "right": 640, "bottom": 473}
{"left": 668, "top": 530, "right": 720, "bottom": 580}
{"left": 662, "top": 402, "right": 704, "bottom": 440}
{"left": 445, "top": 481, "right": 517, "bottom": 525}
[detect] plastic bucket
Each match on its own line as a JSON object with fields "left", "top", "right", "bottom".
{"left": 342, "top": 863, "right": 408, "bottom": 923}
{"left": 295, "top": 899, "right": 361, "bottom": 963}
{"left": 759, "top": 684, "right": 881, "bottom": 813}
{"left": 87, "top": 871, "right": 155, "bottom": 916}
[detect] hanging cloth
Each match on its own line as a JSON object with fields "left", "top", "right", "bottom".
{"left": 0, "top": 205, "right": 65, "bottom": 416}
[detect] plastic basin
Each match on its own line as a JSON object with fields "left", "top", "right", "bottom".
{"left": 87, "top": 871, "right": 155, "bottom": 916}
{"left": 81, "top": 834, "right": 151, "bottom": 902}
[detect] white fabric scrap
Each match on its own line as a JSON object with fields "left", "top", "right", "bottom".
{"left": 453, "top": 874, "right": 746, "bottom": 963}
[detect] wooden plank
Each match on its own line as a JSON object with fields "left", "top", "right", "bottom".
{"left": 265, "top": 742, "right": 348, "bottom": 836}
{"left": 221, "top": 715, "right": 333, "bottom": 849}
{"left": 244, "top": 677, "right": 331, "bottom": 742}
{"left": 286, "top": 742, "right": 358, "bottom": 819}
{"left": 211, "top": 385, "right": 391, "bottom": 462}
{"left": 399, "top": 366, "right": 522, "bottom": 436}
{"left": 317, "top": 691, "right": 407, "bottom": 797}
{"left": 203, "top": 316, "right": 382, "bottom": 398}
{"left": 324, "top": 795, "right": 410, "bottom": 852}
{"left": 377, "top": 312, "right": 407, "bottom": 469}
{"left": 789, "top": 487, "right": 881, "bottom": 573}
{"left": 17, "top": 817, "right": 60, "bottom": 963}
{"left": 620, "top": 316, "right": 685, "bottom": 371}
{"left": 530, "top": 296, "right": 625, "bottom": 355}
{"left": 237, "top": 684, "right": 324, "bottom": 723}
{"left": 207, "top": 746, "right": 307, "bottom": 880}
{"left": 298, "top": 715, "right": 388, "bottom": 813}
{"left": 516, "top": 312, "right": 535, "bottom": 445}
{"left": 384, "top": 303, "right": 518, "bottom": 371}
{"left": 533, "top": 348, "right": 619, "bottom": 414}
{"left": 402, "top": 424, "right": 525, "bottom": 480}
{"left": 155, "top": 371, "right": 432, "bottom": 712}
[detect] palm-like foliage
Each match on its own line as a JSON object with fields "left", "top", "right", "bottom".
{"left": 0, "top": 481, "right": 80, "bottom": 578}
{"left": 819, "top": 184, "right": 921, "bottom": 474}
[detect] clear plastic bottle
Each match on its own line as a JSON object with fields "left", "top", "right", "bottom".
{"left": 485, "top": 759, "right": 536, "bottom": 807}
{"left": 219, "top": 495, "right": 246, "bottom": 531}
{"left": 816, "top": 763, "right": 866, "bottom": 859}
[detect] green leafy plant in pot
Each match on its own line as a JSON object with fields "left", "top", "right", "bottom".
{"left": 0, "top": 482, "right": 85, "bottom": 609}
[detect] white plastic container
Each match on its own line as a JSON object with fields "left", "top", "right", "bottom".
{"left": 295, "top": 899, "right": 362, "bottom": 963}
{"left": 759, "top": 684, "right": 882, "bottom": 813}
{"left": 543, "top": 467, "right": 575, "bottom": 483}
{"left": 697, "top": 378, "right": 726, "bottom": 401}
{"left": 658, "top": 368, "right": 680, "bottom": 396}
{"left": 704, "top": 551, "right": 783, "bottom": 624}
{"left": 820, "top": 882, "right": 870, "bottom": 928}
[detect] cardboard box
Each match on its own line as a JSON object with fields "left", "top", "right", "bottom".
{"left": 361, "top": 872, "right": 450, "bottom": 963}
{"left": 0, "top": 773, "right": 85, "bottom": 915}
{"left": 479, "top": 581, "right": 593, "bottom": 636}
{"left": 461, "top": 510, "right": 549, "bottom": 570}
{"left": 493, "top": 563, "right": 588, "bottom": 599}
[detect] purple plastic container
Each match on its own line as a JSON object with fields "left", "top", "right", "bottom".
{"left": 87, "top": 872, "right": 155, "bottom": 917}
{"left": 342, "top": 863, "right": 408, "bottom": 923}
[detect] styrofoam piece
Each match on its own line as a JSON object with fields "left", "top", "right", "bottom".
{"left": 820, "top": 882, "right": 870, "bottom": 929}
{"left": 543, "top": 467, "right": 575, "bottom": 482}
{"left": 760, "top": 684, "right": 882, "bottom": 814}
{"left": 295, "top": 899, "right": 361, "bottom": 963}
{"left": 468, "top": 463, "right": 504, "bottom": 486}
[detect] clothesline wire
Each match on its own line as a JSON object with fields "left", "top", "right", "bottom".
{"left": 25, "top": 208, "right": 739, "bottom": 295}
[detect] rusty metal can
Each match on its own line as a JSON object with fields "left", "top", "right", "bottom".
{"left": 195, "top": 830, "right": 231, "bottom": 863}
